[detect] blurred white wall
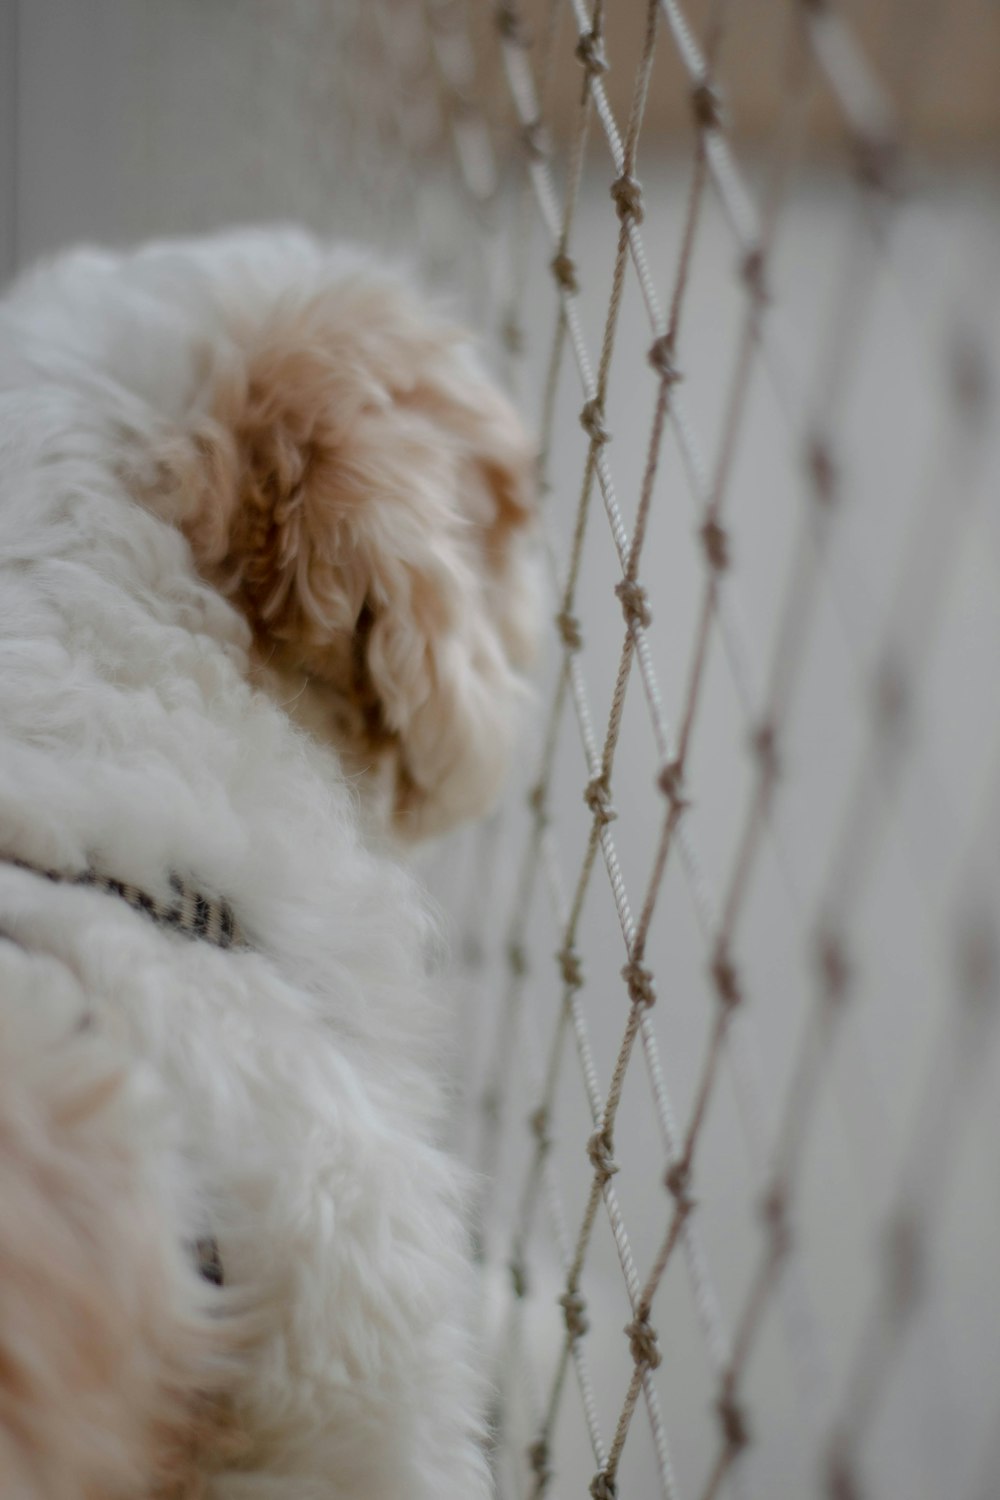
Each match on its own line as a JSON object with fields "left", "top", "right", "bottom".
{"left": 1, "top": 0, "right": 385, "bottom": 275}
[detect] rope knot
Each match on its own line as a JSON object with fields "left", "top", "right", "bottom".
{"left": 522, "top": 118, "right": 548, "bottom": 161}
{"left": 885, "top": 1209, "right": 924, "bottom": 1319}
{"left": 622, "top": 958, "right": 656, "bottom": 1007}
{"left": 615, "top": 577, "right": 651, "bottom": 629}
{"left": 952, "top": 333, "right": 991, "bottom": 425}
{"left": 716, "top": 1385, "right": 750, "bottom": 1451}
{"left": 587, "top": 1127, "right": 619, "bottom": 1183}
{"left": 559, "top": 1289, "right": 590, "bottom": 1339}
{"left": 550, "top": 251, "right": 579, "bottom": 294}
{"left": 507, "top": 940, "right": 528, "bottom": 977}
{"left": 575, "top": 29, "right": 609, "bottom": 76}
{"left": 665, "top": 1158, "right": 697, "bottom": 1216}
{"left": 648, "top": 334, "right": 682, "bottom": 383}
{"left": 751, "top": 722, "right": 780, "bottom": 782}
{"left": 826, "top": 1452, "right": 863, "bottom": 1500}
{"left": 528, "top": 781, "right": 549, "bottom": 825}
{"left": 691, "top": 78, "right": 723, "bottom": 131}
{"left": 874, "top": 657, "right": 909, "bottom": 735}
{"left": 589, "top": 1472, "right": 617, "bottom": 1500}
{"left": 556, "top": 609, "right": 583, "bottom": 651}
{"left": 610, "top": 173, "right": 644, "bottom": 223}
{"left": 529, "top": 1105, "right": 551, "bottom": 1151}
{"left": 807, "top": 436, "right": 837, "bottom": 503}
{"left": 711, "top": 946, "right": 743, "bottom": 1010}
{"left": 495, "top": 2, "right": 530, "bottom": 46}
{"left": 760, "top": 1183, "right": 792, "bottom": 1258}
{"left": 625, "top": 1315, "right": 662, "bottom": 1369}
{"left": 741, "top": 247, "right": 769, "bottom": 304}
{"left": 700, "top": 517, "right": 730, "bottom": 572}
{"left": 957, "top": 915, "right": 999, "bottom": 1007}
{"left": 580, "top": 398, "right": 610, "bottom": 445}
{"left": 817, "top": 930, "right": 851, "bottom": 1003}
{"left": 657, "top": 759, "right": 689, "bottom": 811}
{"left": 558, "top": 944, "right": 584, "bottom": 990}
{"left": 851, "top": 130, "right": 901, "bottom": 196}
{"left": 584, "top": 775, "right": 617, "bottom": 826}
{"left": 527, "top": 1438, "right": 552, "bottom": 1483}
{"left": 502, "top": 315, "right": 524, "bottom": 356}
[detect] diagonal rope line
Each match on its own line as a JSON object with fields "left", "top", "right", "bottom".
{"left": 406, "top": 4, "right": 1000, "bottom": 1499}
{"left": 469, "top": 15, "right": 764, "bottom": 1492}
{"left": 691, "top": 278, "right": 998, "bottom": 1500}
{"left": 433, "top": 14, "right": 731, "bottom": 1494}
{"left": 490, "top": 0, "right": 857, "bottom": 1446}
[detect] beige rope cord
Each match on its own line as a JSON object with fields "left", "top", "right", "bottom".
{"left": 332, "top": 2, "right": 1000, "bottom": 1498}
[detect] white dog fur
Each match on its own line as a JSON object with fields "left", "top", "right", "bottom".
{"left": 0, "top": 229, "right": 536, "bottom": 1498}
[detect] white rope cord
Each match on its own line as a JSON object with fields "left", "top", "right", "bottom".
{"left": 490, "top": 3, "right": 849, "bottom": 1444}
{"left": 486, "top": 19, "right": 754, "bottom": 1387}
{"left": 391, "top": 3, "right": 1000, "bottom": 1497}
{"left": 472, "top": 0, "right": 807, "bottom": 1457}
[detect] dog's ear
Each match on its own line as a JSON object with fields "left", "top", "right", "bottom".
{"left": 158, "top": 278, "right": 536, "bottom": 837}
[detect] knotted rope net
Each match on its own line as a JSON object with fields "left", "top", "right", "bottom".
{"left": 381, "top": 4, "right": 1000, "bottom": 1499}
{"left": 12, "top": 2, "right": 999, "bottom": 1496}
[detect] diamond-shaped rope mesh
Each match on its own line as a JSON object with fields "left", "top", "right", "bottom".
{"left": 248, "top": 0, "right": 992, "bottom": 1488}
{"left": 6, "top": 3, "right": 999, "bottom": 1497}
{"left": 390, "top": 3, "right": 1000, "bottom": 1498}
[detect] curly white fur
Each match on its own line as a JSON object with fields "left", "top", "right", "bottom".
{"left": 0, "top": 231, "right": 535, "bottom": 1498}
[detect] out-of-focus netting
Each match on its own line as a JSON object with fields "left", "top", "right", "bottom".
{"left": 369, "top": 3, "right": 1000, "bottom": 1498}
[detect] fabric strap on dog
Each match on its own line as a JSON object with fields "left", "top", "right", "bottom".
{"left": 2, "top": 858, "right": 237, "bottom": 1287}
{"left": 4, "top": 858, "right": 244, "bottom": 949}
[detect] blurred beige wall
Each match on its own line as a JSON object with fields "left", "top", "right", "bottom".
{"left": 473, "top": 0, "right": 1000, "bottom": 151}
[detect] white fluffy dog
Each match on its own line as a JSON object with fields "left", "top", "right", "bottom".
{"left": 0, "top": 230, "right": 535, "bottom": 1498}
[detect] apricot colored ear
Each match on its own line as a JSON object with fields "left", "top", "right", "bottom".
{"left": 161, "top": 277, "right": 535, "bottom": 836}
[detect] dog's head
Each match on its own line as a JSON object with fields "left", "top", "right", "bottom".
{"left": 155, "top": 269, "right": 537, "bottom": 839}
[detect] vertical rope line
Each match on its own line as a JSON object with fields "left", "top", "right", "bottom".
{"left": 692, "top": 266, "right": 999, "bottom": 1500}
{"left": 405, "top": 5, "right": 1000, "bottom": 1500}
{"left": 488, "top": 0, "right": 834, "bottom": 1454}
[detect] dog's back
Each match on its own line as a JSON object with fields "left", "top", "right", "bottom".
{"left": 0, "top": 231, "right": 535, "bottom": 1498}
